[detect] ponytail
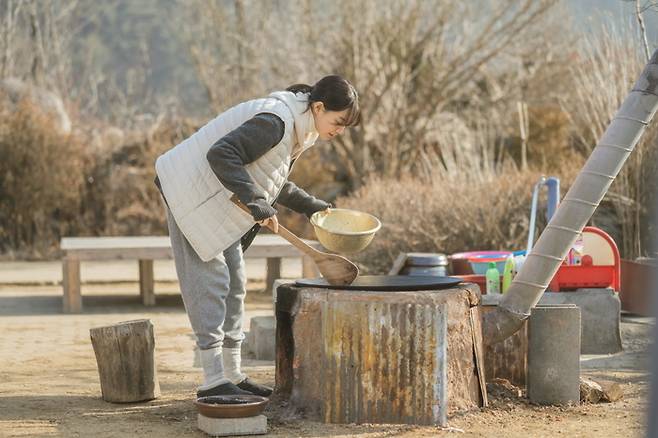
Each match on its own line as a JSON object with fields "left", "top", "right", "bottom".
{"left": 286, "top": 83, "right": 314, "bottom": 94}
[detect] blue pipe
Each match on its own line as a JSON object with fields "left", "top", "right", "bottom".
{"left": 527, "top": 176, "right": 561, "bottom": 253}
{"left": 545, "top": 177, "right": 560, "bottom": 221}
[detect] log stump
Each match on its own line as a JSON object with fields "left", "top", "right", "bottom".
{"left": 90, "top": 319, "right": 160, "bottom": 403}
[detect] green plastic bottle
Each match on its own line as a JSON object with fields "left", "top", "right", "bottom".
{"left": 502, "top": 255, "right": 515, "bottom": 293}
{"left": 485, "top": 261, "right": 501, "bottom": 295}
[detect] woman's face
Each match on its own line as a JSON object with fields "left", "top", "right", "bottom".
{"left": 311, "top": 102, "right": 350, "bottom": 141}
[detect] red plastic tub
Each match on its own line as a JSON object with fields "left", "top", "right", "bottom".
{"left": 449, "top": 251, "right": 512, "bottom": 275}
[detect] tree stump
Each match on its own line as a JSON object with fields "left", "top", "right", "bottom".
{"left": 90, "top": 319, "right": 160, "bottom": 403}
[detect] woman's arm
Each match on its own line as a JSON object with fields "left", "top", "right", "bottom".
{"left": 206, "top": 113, "right": 284, "bottom": 220}
{"left": 206, "top": 112, "right": 329, "bottom": 220}
{"left": 277, "top": 181, "right": 331, "bottom": 218}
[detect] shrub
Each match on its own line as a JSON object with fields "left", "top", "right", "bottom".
{"left": 505, "top": 105, "right": 578, "bottom": 171}
{"left": 83, "top": 117, "right": 200, "bottom": 236}
{"left": 0, "top": 100, "right": 87, "bottom": 258}
{"left": 336, "top": 166, "right": 581, "bottom": 274}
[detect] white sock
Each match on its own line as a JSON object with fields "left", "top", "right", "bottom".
{"left": 198, "top": 346, "right": 231, "bottom": 391}
{"left": 223, "top": 346, "right": 247, "bottom": 384}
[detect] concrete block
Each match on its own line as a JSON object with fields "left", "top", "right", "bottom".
{"left": 271, "top": 278, "right": 293, "bottom": 303}
{"left": 538, "top": 288, "right": 622, "bottom": 354}
{"left": 250, "top": 316, "right": 276, "bottom": 361}
{"left": 482, "top": 288, "right": 622, "bottom": 354}
{"left": 197, "top": 414, "right": 267, "bottom": 436}
{"left": 528, "top": 305, "right": 581, "bottom": 405}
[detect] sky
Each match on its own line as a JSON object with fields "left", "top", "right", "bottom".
{"left": 570, "top": 0, "right": 658, "bottom": 44}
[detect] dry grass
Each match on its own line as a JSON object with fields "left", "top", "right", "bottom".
{"left": 336, "top": 165, "right": 581, "bottom": 274}
{"left": 81, "top": 117, "right": 200, "bottom": 237}
{"left": 0, "top": 100, "right": 200, "bottom": 259}
{"left": 560, "top": 25, "right": 658, "bottom": 258}
{"left": 0, "top": 99, "right": 87, "bottom": 258}
{"left": 1, "top": 4, "right": 654, "bottom": 262}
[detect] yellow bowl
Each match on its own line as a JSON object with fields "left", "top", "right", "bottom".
{"left": 310, "top": 208, "right": 381, "bottom": 254}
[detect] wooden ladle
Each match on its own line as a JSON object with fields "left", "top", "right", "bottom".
{"left": 231, "top": 196, "right": 359, "bottom": 286}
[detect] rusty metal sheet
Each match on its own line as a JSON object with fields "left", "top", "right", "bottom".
{"left": 275, "top": 285, "right": 485, "bottom": 425}
{"left": 481, "top": 305, "right": 528, "bottom": 387}
{"left": 322, "top": 300, "right": 447, "bottom": 425}
{"left": 470, "top": 306, "right": 488, "bottom": 407}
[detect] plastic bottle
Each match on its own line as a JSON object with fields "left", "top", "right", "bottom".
{"left": 485, "top": 262, "right": 501, "bottom": 295}
{"left": 514, "top": 253, "right": 526, "bottom": 274}
{"left": 502, "top": 256, "right": 515, "bottom": 293}
{"left": 570, "top": 233, "right": 584, "bottom": 266}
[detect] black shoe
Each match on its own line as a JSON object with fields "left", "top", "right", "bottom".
{"left": 236, "top": 377, "right": 273, "bottom": 397}
{"left": 196, "top": 381, "right": 253, "bottom": 398}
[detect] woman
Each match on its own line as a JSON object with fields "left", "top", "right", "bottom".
{"left": 154, "top": 75, "right": 360, "bottom": 398}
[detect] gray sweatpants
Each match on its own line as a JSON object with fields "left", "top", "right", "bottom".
{"left": 166, "top": 208, "right": 246, "bottom": 350}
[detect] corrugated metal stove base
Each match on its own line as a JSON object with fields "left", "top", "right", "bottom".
{"left": 274, "top": 282, "right": 487, "bottom": 426}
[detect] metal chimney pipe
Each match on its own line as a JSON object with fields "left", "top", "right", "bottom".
{"left": 484, "top": 50, "right": 658, "bottom": 345}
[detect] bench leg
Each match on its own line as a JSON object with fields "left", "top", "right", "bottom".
{"left": 302, "top": 255, "right": 319, "bottom": 278}
{"left": 139, "top": 259, "right": 155, "bottom": 306}
{"left": 265, "top": 258, "right": 282, "bottom": 295}
{"left": 63, "top": 258, "right": 81, "bottom": 313}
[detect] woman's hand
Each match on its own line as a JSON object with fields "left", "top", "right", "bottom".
{"left": 257, "top": 215, "right": 279, "bottom": 233}
{"left": 314, "top": 207, "right": 332, "bottom": 218}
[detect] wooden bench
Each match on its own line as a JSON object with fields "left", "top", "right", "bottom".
{"left": 60, "top": 235, "right": 321, "bottom": 313}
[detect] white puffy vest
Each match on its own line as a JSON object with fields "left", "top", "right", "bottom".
{"left": 155, "top": 91, "right": 318, "bottom": 261}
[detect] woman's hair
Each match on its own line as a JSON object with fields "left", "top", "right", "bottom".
{"left": 286, "top": 75, "right": 361, "bottom": 127}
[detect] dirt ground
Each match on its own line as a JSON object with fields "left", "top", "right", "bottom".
{"left": 0, "top": 281, "right": 653, "bottom": 437}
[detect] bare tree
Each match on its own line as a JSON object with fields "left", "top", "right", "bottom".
{"left": 179, "top": 0, "right": 565, "bottom": 189}
{"left": 1, "top": 0, "right": 79, "bottom": 95}
{"left": 0, "top": 0, "right": 24, "bottom": 79}
{"left": 178, "top": 0, "right": 330, "bottom": 113}
{"left": 622, "top": 0, "right": 658, "bottom": 61}
{"left": 325, "top": 0, "right": 561, "bottom": 187}
{"left": 0, "top": 1, "right": 128, "bottom": 121}
{"left": 560, "top": 25, "right": 657, "bottom": 258}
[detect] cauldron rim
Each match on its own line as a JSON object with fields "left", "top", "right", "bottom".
{"left": 294, "top": 275, "right": 462, "bottom": 291}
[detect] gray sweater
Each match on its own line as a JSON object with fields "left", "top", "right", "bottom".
{"left": 155, "top": 113, "right": 330, "bottom": 221}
